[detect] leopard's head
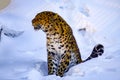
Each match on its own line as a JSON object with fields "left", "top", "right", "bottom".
{"left": 32, "top": 11, "right": 58, "bottom": 32}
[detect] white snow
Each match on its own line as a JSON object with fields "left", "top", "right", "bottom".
{"left": 0, "top": 0, "right": 120, "bottom": 80}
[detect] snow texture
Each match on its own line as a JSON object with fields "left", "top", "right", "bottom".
{"left": 0, "top": 24, "right": 24, "bottom": 41}
{"left": 0, "top": 0, "right": 120, "bottom": 80}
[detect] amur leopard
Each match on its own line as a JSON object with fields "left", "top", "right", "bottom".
{"left": 32, "top": 11, "right": 104, "bottom": 77}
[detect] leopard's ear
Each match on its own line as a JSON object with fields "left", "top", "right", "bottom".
{"left": 53, "top": 13, "right": 58, "bottom": 19}
{"left": 51, "top": 13, "right": 58, "bottom": 21}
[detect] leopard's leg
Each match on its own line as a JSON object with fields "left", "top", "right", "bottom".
{"left": 56, "top": 52, "right": 71, "bottom": 77}
{"left": 48, "top": 51, "right": 58, "bottom": 75}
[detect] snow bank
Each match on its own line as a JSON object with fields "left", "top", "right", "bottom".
{"left": 0, "top": 0, "right": 120, "bottom": 80}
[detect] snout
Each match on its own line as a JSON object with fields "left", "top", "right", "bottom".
{"left": 34, "top": 25, "right": 41, "bottom": 30}
{"left": 32, "top": 19, "right": 41, "bottom": 30}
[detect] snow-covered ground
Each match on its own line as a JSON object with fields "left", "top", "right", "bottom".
{"left": 0, "top": 0, "right": 120, "bottom": 80}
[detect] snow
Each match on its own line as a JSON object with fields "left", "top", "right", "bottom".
{"left": 0, "top": 0, "right": 120, "bottom": 80}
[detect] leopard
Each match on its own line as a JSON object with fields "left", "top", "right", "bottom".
{"left": 32, "top": 11, "right": 104, "bottom": 77}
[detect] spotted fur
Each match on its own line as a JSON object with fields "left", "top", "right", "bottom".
{"left": 32, "top": 11, "right": 104, "bottom": 77}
